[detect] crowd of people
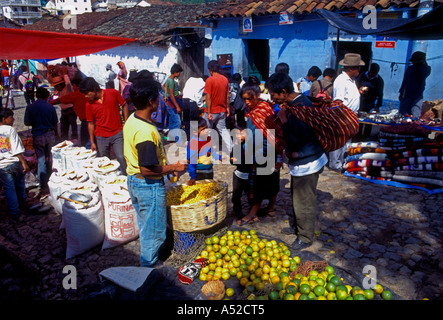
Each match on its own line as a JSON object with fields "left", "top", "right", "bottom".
{"left": 0, "top": 51, "right": 431, "bottom": 268}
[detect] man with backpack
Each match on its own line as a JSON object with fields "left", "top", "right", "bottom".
{"left": 18, "top": 65, "right": 35, "bottom": 106}
{"left": 308, "top": 68, "right": 335, "bottom": 100}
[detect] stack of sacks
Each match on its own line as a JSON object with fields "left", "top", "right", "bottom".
{"left": 344, "top": 142, "right": 394, "bottom": 181}
{"left": 66, "top": 147, "right": 97, "bottom": 170}
{"left": 91, "top": 157, "right": 121, "bottom": 188}
{"left": 51, "top": 140, "right": 74, "bottom": 172}
{"left": 48, "top": 169, "right": 91, "bottom": 215}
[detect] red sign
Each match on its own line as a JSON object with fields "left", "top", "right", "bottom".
{"left": 375, "top": 41, "right": 396, "bottom": 48}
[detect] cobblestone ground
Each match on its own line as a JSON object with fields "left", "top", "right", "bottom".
{"left": 0, "top": 92, "right": 442, "bottom": 300}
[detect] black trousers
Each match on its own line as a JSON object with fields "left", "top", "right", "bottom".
{"left": 60, "top": 107, "right": 78, "bottom": 141}
{"left": 182, "top": 98, "right": 200, "bottom": 140}
{"left": 232, "top": 173, "right": 251, "bottom": 216}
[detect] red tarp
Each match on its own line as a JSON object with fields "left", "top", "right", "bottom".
{"left": 0, "top": 27, "right": 137, "bottom": 60}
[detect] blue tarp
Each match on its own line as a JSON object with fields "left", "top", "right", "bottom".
{"left": 315, "top": 5, "right": 443, "bottom": 40}
{"left": 344, "top": 171, "right": 443, "bottom": 194}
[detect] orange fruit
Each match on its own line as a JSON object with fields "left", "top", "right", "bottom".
{"left": 374, "top": 284, "right": 383, "bottom": 295}
{"left": 270, "top": 275, "right": 280, "bottom": 285}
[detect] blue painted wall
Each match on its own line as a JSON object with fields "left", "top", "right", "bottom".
{"left": 209, "top": 13, "right": 442, "bottom": 102}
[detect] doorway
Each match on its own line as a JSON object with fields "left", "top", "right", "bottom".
{"left": 244, "top": 39, "right": 269, "bottom": 81}
{"left": 174, "top": 28, "right": 206, "bottom": 87}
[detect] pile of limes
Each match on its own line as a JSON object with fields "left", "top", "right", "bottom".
{"left": 196, "top": 229, "right": 393, "bottom": 300}
{"left": 196, "top": 229, "right": 297, "bottom": 285}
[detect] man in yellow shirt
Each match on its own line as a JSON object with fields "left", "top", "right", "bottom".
{"left": 124, "top": 77, "right": 187, "bottom": 267}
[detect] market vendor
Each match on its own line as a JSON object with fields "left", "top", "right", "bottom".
{"left": 124, "top": 77, "right": 187, "bottom": 268}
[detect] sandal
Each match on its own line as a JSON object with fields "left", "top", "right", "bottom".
{"left": 267, "top": 210, "right": 276, "bottom": 217}
{"left": 237, "top": 216, "right": 259, "bottom": 226}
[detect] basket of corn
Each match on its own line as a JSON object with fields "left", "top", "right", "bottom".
{"left": 166, "top": 179, "right": 227, "bottom": 232}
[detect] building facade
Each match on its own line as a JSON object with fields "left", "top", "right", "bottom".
{"left": 1, "top": 0, "right": 42, "bottom": 24}
{"left": 202, "top": 2, "right": 443, "bottom": 102}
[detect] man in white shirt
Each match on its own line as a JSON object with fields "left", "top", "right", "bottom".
{"left": 182, "top": 75, "right": 207, "bottom": 140}
{"left": 329, "top": 53, "right": 365, "bottom": 171}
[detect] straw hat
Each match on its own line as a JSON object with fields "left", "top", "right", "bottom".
{"left": 339, "top": 53, "right": 365, "bottom": 67}
{"left": 52, "top": 76, "right": 65, "bottom": 86}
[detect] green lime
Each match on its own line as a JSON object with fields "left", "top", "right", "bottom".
{"left": 298, "top": 293, "right": 309, "bottom": 300}
{"left": 381, "top": 290, "right": 393, "bottom": 300}
{"left": 354, "top": 293, "right": 366, "bottom": 300}
{"left": 364, "top": 289, "right": 375, "bottom": 300}
{"left": 269, "top": 291, "right": 279, "bottom": 300}
{"left": 313, "top": 285, "right": 326, "bottom": 297}
{"left": 325, "top": 282, "right": 336, "bottom": 293}
{"left": 299, "top": 283, "right": 311, "bottom": 294}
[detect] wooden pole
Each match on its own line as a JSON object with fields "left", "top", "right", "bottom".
{"left": 335, "top": 28, "right": 340, "bottom": 74}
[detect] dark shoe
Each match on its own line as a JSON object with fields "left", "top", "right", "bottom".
{"left": 291, "top": 238, "right": 312, "bottom": 251}
{"left": 281, "top": 227, "right": 296, "bottom": 235}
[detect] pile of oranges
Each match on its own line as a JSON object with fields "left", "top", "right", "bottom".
{"left": 196, "top": 229, "right": 393, "bottom": 300}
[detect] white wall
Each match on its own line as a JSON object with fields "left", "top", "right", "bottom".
{"left": 56, "top": 0, "right": 92, "bottom": 15}
{"left": 75, "top": 42, "right": 179, "bottom": 87}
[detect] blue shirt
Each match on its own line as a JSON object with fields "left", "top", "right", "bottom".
{"left": 24, "top": 99, "right": 58, "bottom": 137}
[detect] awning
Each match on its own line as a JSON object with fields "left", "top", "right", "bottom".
{"left": 315, "top": 5, "right": 443, "bottom": 40}
{"left": 0, "top": 28, "right": 137, "bottom": 60}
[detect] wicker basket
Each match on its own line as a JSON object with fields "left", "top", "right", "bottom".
{"left": 201, "top": 280, "right": 225, "bottom": 300}
{"left": 167, "top": 179, "right": 227, "bottom": 233}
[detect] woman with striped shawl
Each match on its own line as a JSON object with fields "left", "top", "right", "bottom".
{"left": 236, "top": 81, "right": 285, "bottom": 226}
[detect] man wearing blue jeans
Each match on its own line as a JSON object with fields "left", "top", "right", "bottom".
{"left": 24, "top": 87, "right": 58, "bottom": 190}
{"left": 0, "top": 108, "right": 30, "bottom": 220}
{"left": 124, "top": 77, "right": 187, "bottom": 267}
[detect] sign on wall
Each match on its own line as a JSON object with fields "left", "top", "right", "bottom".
{"left": 375, "top": 36, "right": 396, "bottom": 48}
{"left": 279, "top": 11, "right": 293, "bottom": 25}
{"left": 243, "top": 17, "right": 253, "bottom": 33}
